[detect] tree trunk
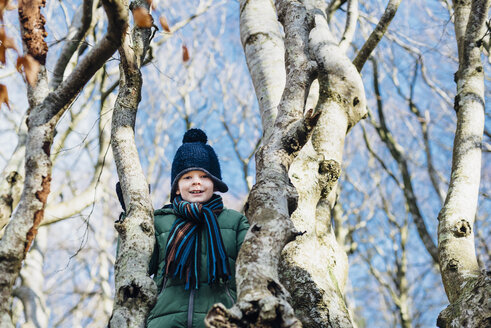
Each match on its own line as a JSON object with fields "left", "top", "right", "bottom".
{"left": 108, "top": 1, "right": 157, "bottom": 326}
{"left": 0, "top": 1, "right": 127, "bottom": 325}
{"left": 281, "top": 1, "right": 367, "bottom": 325}
{"left": 206, "top": 0, "right": 319, "bottom": 326}
{"left": 13, "top": 227, "right": 49, "bottom": 328}
{"left": 238, "top": 0, "right": 285, "bottom": 141}
{"left": 437, "top": 0, "right": 491, "bottom": 326}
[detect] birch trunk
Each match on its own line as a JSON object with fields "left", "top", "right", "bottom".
{"left": 282, "top": 2, "right": 367, "bottom": 325}
{"left": 13, "top": 227, "right": 49, "bottom": 328}
{"left": 437, "top": 0, "right": 491, "bottom": 326}
{"left": 206, "top": 0, "right": 319, "bottom": 325}
{"left": 205, "top": 0, "right": 400, "bottom": 326}
{"left": 0, "top": 122, "right": 26, "bottom": 233}
{"left": 238, "top": 0, "right": 285, "bottom": 140}
{"left": 0, "top": 1, "right": 126, "bottom": 326}
{"left": 108, "top": 1, "right": 157, "bottom": 326}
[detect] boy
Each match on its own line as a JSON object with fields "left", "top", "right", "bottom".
{"left": 145, "top": 128, "right": 249, "bottom": 328}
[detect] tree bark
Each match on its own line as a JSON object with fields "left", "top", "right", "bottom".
{"left": 108, "top": 1, "right": 157, "bottom": 326}
{"left": 0, "top": 123, "right": 26, "bottom": 233}
{"left": 281, "top": 1, "right": 367, "bottom": 326}
{"left": 0, "top": 1, "right": 127, "bottom": 326}
{"left": 238, "top": 0, "right": 285, "bottom": 141}
{"left": 13, "top": 227, "right": 49, "bottom": 328}
{"left": 206, "top": 0, "right": 318, "bottom": 326}
{"left": 437, "top": 0, "right": 491, "bottom": 326}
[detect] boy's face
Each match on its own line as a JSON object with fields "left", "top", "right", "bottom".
{"left": 176, "top": 170, "right": 215, "bottom": 203}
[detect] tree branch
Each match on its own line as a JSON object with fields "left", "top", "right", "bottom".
{"left": 339, "top": 0, "right": 358, "bottom": 52}
{"left": 353, "top": 0, "right": 402, "bottom": 72}
{"left": 50, "top": 0, "right": 96, "bottom": 90}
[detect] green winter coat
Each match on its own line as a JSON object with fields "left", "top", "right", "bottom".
{"left": 147, "top": 205, "right": 249, "bottom": 328}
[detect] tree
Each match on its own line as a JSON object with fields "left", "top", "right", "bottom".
{"left": 108, "top": 0, "right": 157, "bottom": 325}
{"left": 0, "top": 0, "right": 489, "bottom": 327}
{"left": 207, "top": 0, "right": 490, "bottom": 327}
{"left": 0, "top": 0, "right": 127, "bottom": 326}
{"left": 436, "top": 0, "right": 490, "bottom": 326}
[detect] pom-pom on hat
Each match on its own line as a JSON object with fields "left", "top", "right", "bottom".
{"left": 170, "top": 128, "right": 228, "bottom": 200}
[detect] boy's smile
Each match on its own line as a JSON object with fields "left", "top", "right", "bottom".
{"left": 176, "top": 170, "right": 215, "bottom": 203}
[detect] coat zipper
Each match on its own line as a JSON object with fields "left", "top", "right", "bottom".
{"left": 187, "top": 289, "right": 196, "bottom": 328}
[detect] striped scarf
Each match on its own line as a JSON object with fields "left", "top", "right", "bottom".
{"left": 164, "top": 194, "right": 231, "bottom": 290}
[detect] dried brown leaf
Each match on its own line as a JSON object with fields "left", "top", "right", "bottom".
{"left": 159, "top": 15, "right": 170, "bottom": 32}
{"left": 182, "top": 45, "right": 189, "bottom": 62}
{"left": 146, "top": 0, "right": 156, "bottom": 10}
{"left": 0, "top": 28, "right": 17, "bottom": 64}
{"left": 132, "top": 7, "right": 153, "bottom": 28}
{"left": 2, "top": 35, "right": 16, "bottom": 50}
{"left": 0, "top": 0, "right": 6, "bottom": 21}
{"left": 0, "top": 45, "right": 5, "bottom": 64}
{"left": 16, "top": 54, "right": 40, "bottom": 86}
{"left": 0, "top": 84, "right": 10, "bottom": 110}
{"left": 0, "top": 28, "right": 17, "bottom": 51}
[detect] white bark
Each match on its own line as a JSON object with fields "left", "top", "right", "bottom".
{"left": 338, "top": 0, "right": 358, "bottom": 52}
{"left": 206, "top": 1, "right": 318, "bottom": 326}
{"left": 109, "top": 1, "right": 157, "bottom": 326}
{"left": 14, "top": 227, "right": 49, "bottom": 328}
{"left": 0, "top": 121, "right": 27, "bottom": 233}
{"left": 437, "top": 0, "right": 490, "bottom": 326}
{"left": 239, "top": 0, "right": 285, "bottom": 141}
{"left": 280, "top": 3, "right": 367, "bottom": 326}
{"left": 0, "top": 1, "right": 127, "bottom": 325}
{"left": 438, "top": 0, "right": 488, "bottom": 301}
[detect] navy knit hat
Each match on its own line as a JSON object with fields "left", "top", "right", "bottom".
{"left": 170, "top": 129, "right": 228, "bottom": 200}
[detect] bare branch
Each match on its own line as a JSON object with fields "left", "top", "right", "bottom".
{"left": 51, "top": 0, "right": 96, "bottom": 90}
{"left": 109, "top": 1, "right": 157, "bottom": 326}
{"left": 339, "top": 0, "right": 359, "bottom": 52}
{"left": 353, "top": 0, "right": 402, "bottom": 72}
{"left": 369, "top": 58, "right": 439, "bottom": 264}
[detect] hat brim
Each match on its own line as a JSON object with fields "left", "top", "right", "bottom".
{"left": 170, "top": 167, "right": 228, "bottom": 200}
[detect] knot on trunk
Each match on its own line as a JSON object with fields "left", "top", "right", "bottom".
{"left": 447, "top": 259, "right": 459, "bottom": 272}
{"left": 318, "top": 159, "right": 340, "bottom": 197}
{"left": 140, "top": 220, "right": 153, "bottom": 235}
{"left": 453, "top": 219, "right": 471, "bottom": 237}
{"left": 206, "top": 279, "right": 301, "bottom": 327}
{"left": 205, "top": 303, "right": 240, "bottom": 327}
{"left": 118, "top": 276, "right": 157, "bottom": 305}
{"left": 6, "top": 171, "right": 20, "bottom": 185}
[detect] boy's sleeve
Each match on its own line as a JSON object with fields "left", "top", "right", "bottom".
{"left": 236, "top": 214, "right": 250, "bottom": 253}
